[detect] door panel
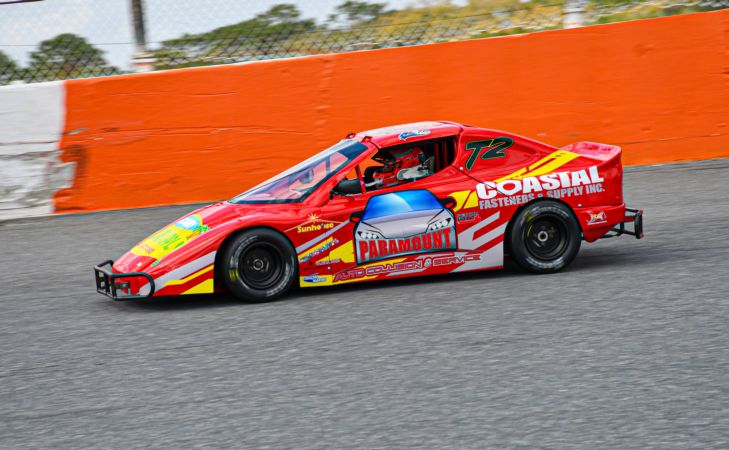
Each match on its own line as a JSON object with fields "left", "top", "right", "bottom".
{"left": 298, "top": 162, "right": 506, "bottom": 287}
{"left": 296, "top": 194, "right": 366, "bottom": 287}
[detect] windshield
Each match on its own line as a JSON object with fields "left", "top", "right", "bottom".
{"left": 231, "top": 140, "right": 368, "bottom": 204}
{"left": 363, "top": 190, "right": 443, "bottom": 220}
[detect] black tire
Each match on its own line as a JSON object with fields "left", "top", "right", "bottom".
{"left": 220, "top": 228, "right": 297, "bottom": 302}
{"left": 508, "top": 200, "right": 581, "bottom": 273}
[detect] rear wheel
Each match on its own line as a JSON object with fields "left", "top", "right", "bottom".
{"left": 508, "top": 200, "right": 581, "bottom": 273}
{"left": 221, "top": 228, "right": 297, "bottom": 302}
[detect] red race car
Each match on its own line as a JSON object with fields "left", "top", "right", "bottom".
{"left": 95, "top": 121, "right": 643, "bottom": 302}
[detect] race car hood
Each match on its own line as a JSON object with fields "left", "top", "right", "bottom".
{"left": 359, "top": 209, "right": 445, "bottom": 239}
{"left": 112, "top": 201, "right": 299, "bottom": 274}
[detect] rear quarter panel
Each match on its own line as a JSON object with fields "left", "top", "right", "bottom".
{"left": 452, "top": 129, "right": 625, "bottom": 242}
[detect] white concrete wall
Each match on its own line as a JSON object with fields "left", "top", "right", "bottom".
{"left": 0, "top": 81, "right": 75, "bottom": 220}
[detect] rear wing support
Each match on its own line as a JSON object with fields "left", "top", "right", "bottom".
{"left": 600, "top": 208, "right": 644, "bottom": 239}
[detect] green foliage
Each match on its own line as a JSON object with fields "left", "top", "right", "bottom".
{"left": 154, "top": 4, "right": 319, "bottom": 69}
{"left": 589, "top": 2, "right": 704, "bottom": 24}
{"left": 150, "top": 0, "right": 729, "bottom": 71}
{"left": 328, "top": 1, "right": 389, "bottom": 26}
{"left": 4, "top": 0, "right": 721, "bottom": 83}
{"left": 0, "top": 51, "right": 20, "bottom": 83}
{"left": 26, "top": 33, "right": 118, "bottom": 81}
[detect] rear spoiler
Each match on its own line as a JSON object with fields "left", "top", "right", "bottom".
{"left": 561, "top": 141, "right": 621, "bottom": 161}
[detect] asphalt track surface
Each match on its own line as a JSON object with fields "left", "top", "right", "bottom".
{"left": 1, "top": 159, "right": 729, "bottom": 449}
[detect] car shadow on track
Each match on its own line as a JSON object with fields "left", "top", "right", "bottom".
{"left": 118, "top": 265, "right": 525, "bottom": 312}
{"left": 570, "top": 243, "right": 669, "bottom": 272}
{"left": 116, "top": 247, "right": 654, "bottom": 312}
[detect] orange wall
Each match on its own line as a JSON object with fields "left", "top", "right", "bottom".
{"left": 56, "top": 10, "right": 729, "bottom": 212}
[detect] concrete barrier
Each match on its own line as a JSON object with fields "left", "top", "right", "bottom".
{"left": 0, "top": 81, "right": 75, "bottom": 220}
{"left": 1, "top": 9, "right": 727, "bottom": 218}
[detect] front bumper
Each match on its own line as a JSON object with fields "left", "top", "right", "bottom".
{"left": 94, "top": 260, "right": 155, "bottom": 300}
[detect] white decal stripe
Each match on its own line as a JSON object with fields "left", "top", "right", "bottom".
{"left": 458, "top": 212, "right": 501, "bottom": 250}
{"left": 452, "top": 242, "right": 504, "bottom": 272}
{"left": 296, "top": 220, "right": 350, "bottom": 253}
{"left": 472, "top": 222, "right": 508, "bottom": 251}
{"left": 139, "top": 251, "right": 216, "bottom": 296}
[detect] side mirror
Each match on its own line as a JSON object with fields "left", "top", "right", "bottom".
{"left": 332, "top": 178, "right": 362, "bottom": 197}
{"left": 440, "top": 197, "right": 456, "bottom": 210}
{"left": 350, "top": 211, "right": 363, "bottom": 223}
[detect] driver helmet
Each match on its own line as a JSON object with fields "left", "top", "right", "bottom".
{"left": 372, "top": 147, "right": 426, "bottom": 188}
{"left": 394, "top": 147, "right": 424, "bottom": 170}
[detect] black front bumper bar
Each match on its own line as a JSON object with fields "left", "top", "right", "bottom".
{"left": 94, "top": 260, "right": 155, "bottom": 301}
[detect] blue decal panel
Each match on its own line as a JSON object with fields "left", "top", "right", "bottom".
{"left": 354, "top": 190, "right": 456, "bottom": 264}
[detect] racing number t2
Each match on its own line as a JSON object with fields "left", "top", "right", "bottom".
{"left": 464, "top": 137, "right": 514, "bottom": 170}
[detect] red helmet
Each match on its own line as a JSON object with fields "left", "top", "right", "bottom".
{"left": 395, "top": 147, "right": 424, "bottom": 170}
{"left": 372, "top": 147, "right": 425, "bottom": 188}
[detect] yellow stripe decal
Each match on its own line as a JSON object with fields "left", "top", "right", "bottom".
{"left": 450, "top": 190, "right": 471, "bottom": 212}
{"left": 464, "top": 191, "right": 479, "bottom": 209}
{"left": 496, "top": 150, "right": 580, "bottom": 182}
{"left": 164, "top": 264, "right": 214, "bottom": 287}
{"left": 328, "top": 240, "right": 355, "bottom": 264}
{"left": 182, "top": 279, "right": 214, "bottom": 295}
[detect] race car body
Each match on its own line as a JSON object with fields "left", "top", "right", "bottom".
{"left": 95, "top": 121, "right": 643, "bottom": 301}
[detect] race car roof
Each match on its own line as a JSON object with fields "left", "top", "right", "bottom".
{"left": 354, "top": 121, "right": 464, "bottom": 147}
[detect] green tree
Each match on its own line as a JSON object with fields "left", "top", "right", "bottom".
{"left": 155, "top": 4, "right": 319, "bottom": 70}
{"left": 0, "top": 51, "right": 20, "bottom": 84}
{"left": 27, "top": 33, "right": 118, "bottom": 81}
{"left": 328, "top": 1, "right": 388, "bottom": 26}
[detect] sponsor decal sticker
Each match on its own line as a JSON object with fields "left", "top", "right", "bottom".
{"left": 288, "top": 213, "right": 340, "bottom": 234}
{"left": 588, "top": 211, "right": 607, "bottom": 225}
{"left": 457, "top": 211, "right": 480, "bottom": 223}
{"left": 299, "top": 238, "right": 339, "bottom": 263}
{"left": 353, "top": 190, "right": 457, "bottom": 264}
{"left": 398, "top": 129, "right": 431, "bottom": 141}
{"left": 334, "top": 253, "right": 481, "bottom": 281}
{"left": 316, "top": 258, "right": 340, "bottom": 266}
{"left": 357, "top": 229, "right": 455, "bottom": 264}
{"left": 303, "top": 274, "right": 327, "bottom": 284}
{"left": 476, "top": 166, "right": 605, "bottom": 209}
{"left": 132, "top": 213, "right": 209, "bottom": 261}
{"left": 424, "top": 254, "right": 481, "bottom": 268}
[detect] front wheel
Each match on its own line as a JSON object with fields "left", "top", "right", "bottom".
{"left": 220, "top": 228, "right": 297, "bottom": 302}
{"left": 508, "top": 201, "right": 581, "bottom": 273}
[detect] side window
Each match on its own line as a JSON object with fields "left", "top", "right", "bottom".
{"left": 361, "top": 138, "right": 455, "bottom": 192}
